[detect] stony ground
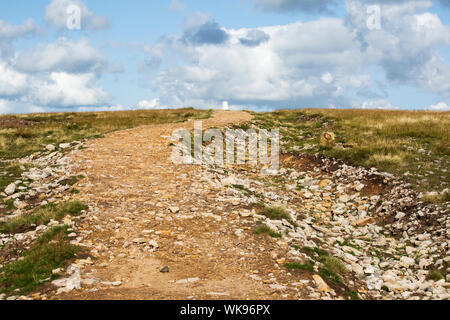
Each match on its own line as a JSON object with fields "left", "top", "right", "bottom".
{"left": 0, "top": 110, "right": 448, "bottom": 300}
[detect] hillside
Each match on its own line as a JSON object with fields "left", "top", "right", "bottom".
{"left": 0, "top": 109, "right": 449, "bottom": 300}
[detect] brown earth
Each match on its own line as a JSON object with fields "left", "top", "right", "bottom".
{"left": 59, "top": 110, "right": 313, "bottom": 300}
{"left": 0, "top": 117, "right": 37, "bottom": 128}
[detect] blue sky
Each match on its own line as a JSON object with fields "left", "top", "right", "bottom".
{"left": 0, "top": 0, "right": 449, "bottom": 114}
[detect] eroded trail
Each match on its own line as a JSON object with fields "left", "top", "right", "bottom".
{"left": 54, "top": 110, "right": 449, "bottom": 301}
{"left": 61, "top": 110, "right": 308, "bottom": 300}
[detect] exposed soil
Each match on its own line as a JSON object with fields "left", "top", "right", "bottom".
{"left": 58, "top": 110, "right": 314, "bottom": 300}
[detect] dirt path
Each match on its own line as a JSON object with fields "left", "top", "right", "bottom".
{"left": 60, "top": 110, "right": 310, "bottom": 300}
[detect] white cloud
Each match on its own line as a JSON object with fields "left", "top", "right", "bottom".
{"left": 0, "top": 18, "right": 41, "bottom": 40}
{"left": 15, "top": 37, "right": 106, "bottom": 73}
{"left": 137, "top": 98, "right": 160, "bottom": 109}
{"left": 0, "top": 29, "right": 111, "bottom": 113}
{"left": 29, "top": 72, "right": 109, "bottom": 107}
{"left": 361, "top": 99, "right": 397, "bottom": 109}
{"left": 150, "top": 18, "right": 369, "bottom": 109}
{"left": 0, "top": 62, "right": 28, "bottom": 96}
{"left": 345, "top": 0, "right": 450, "bottom": 97}
{"left": 321, "top": 72, "right": 334, "bottom": 84}
{"left": 427, "top": 102, "right": 449, "bottom": 110}
{"left": 141, "top": 2, "right": 450, "bottom": 110}
{"left": 0, "top": 19, "right": 42, "bottom": 59}
{"left": 44, "top": 0, "right": 109, "bottom": 30}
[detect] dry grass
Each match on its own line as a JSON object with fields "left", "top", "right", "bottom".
{"left": 252, "top": 109, "right": 450, "bottom": 196}
{"left": 0, "top": 108, "right": 212, "bottom": 159}
{"left": 366, "top": 153, "right": 404, "bottom": 166}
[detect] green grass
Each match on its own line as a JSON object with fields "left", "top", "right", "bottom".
{"left": 0, "top": 225, "right": 79, "bottom": 295}
{"left": 345, "top": 290, "right": 360, "bottom": 300}
{"left": 253, "top": 203, "right": 298, "bottom": 227}
{"left": 318, "top": 267, "right": 342, "bottom": 285}
{"left": 302, "top": 246, "right": 346, "bottom": 275}
{"left": 0, "top": 109, "right": 213, "bottom": 159}
{"left": 321, "top": 256, "right": 347, "bottom": 275}
{"left": 303, "top": 246, "right": 329, "bottom": 258}
{"left": 301, "top": 246, "right": 347, "bottom": 287}
{"left": 1, "top": 199, "right": 15, "bottom": 211}
{"left": 0, "top": 201, "right": 88, "bottom": 234}
{"left": 252, "top": 225, "right": 282, "bottom": 238}
{"left": 427, "top": 270, "right": 444, "bottom": 282}
{"left": 284, "top": 261, "right": 315, "bottom": 272}
{"left": 232, "top": 184, "right": 255, "bottom": 197}
{"left": 0, "top": 162, "right": 28, "bottom": 192}
{"left": 59, "top": 175, "right": 84, "bottom": 186}
{"left": 252, "top": 109, "right": 450, "bottom": 197}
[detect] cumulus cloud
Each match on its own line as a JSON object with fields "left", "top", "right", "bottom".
{"left": 44, "top": 0, "right": 109, "bottom": 30}
{"left": 152, "top": 19, "right": 365, "bottom": 109}
{"left": 0, "top": 19, "right": 41, "bottom": 58}
{"left": 137, "top": 98, "right": 160, "bottom": 109}
{"left": 428, "top": 102, "right": 449, "bottom": 110}
{"left": 181, "top": 20, "right": 229, "bottom": 45}
{"left": 360, "top": 99, "right": 397, "bottom": 109}
{"left": 140, "top": 1, "right": 450, "bottom": 110}
{"left": 0, "top": 18, "right": 41, "bottom": 41}
{"left": 0, "top": 62, "right": 28, "bottom": 97}
{"left": 29, "top": 72, "right": 109, "bottom": 107}
{"left": 15, "top": 37, "right": 106, "bottom": 73}
{"left": 345, "top": 0, "right": 450, "bottom": 97}
{"left": 0, "top": 26, "right": 110, "bottom": 113}
{"left": 239, "top": 29, "right": 270, "bottom": 47}
{"left": 0, "top": 65, "right": 110, "bottom": 112}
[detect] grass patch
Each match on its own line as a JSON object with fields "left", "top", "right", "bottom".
{"left": 284, "top": 260, "right": 315, "bottom": 272}
{"left": 424, "top": 191, "right": 450, "bottom": 205}
{"left": 232, "top": 184, "right": 255, "bottom": 197}
{"left": 253, "top": 109, "right": 450, "bottom": 195}
{"left": 253, "top": 203, "right": 298, "bottom": 227}
{"left": 345, "top": 290, "right": 360, "bottom": 300}
{"left": 0, "top": 201, "right": 88, "bottom": 234}
{"left": 0, "top": 109, "right": 213, "bottom": 159}
{"left": 427, "top": 270, "right": 444, "bottom": 282}
{"left": 263, "top": 205, "right": 290, "bottom": 220}
{"left": 253, "top": 225, "right": 282, "bottom": 238}
{"left": 301, "top": 246, "right": 347, "bottom": 287}
{"left": 69, "top": 188, "right": 80, "bottom": 194}
{"left": 321, "top": 256, "right": 347, "bottom": 275}
{"left": 0, "top": 162, "right": 28, "bottom": 194}
{"left": 0, "top": 225, "right": 79, "bottom": 295}
{"left": 59, "top": 175, "right": 84, "bottom": 186}
{"left": 1, "top": 199, "right": 15, "bottom": 211}
{"left": 318, "top": 267, "right": 342, "bottom": 285}
{"left": 303, "top": 246, "right": 329, "bottom": 258}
